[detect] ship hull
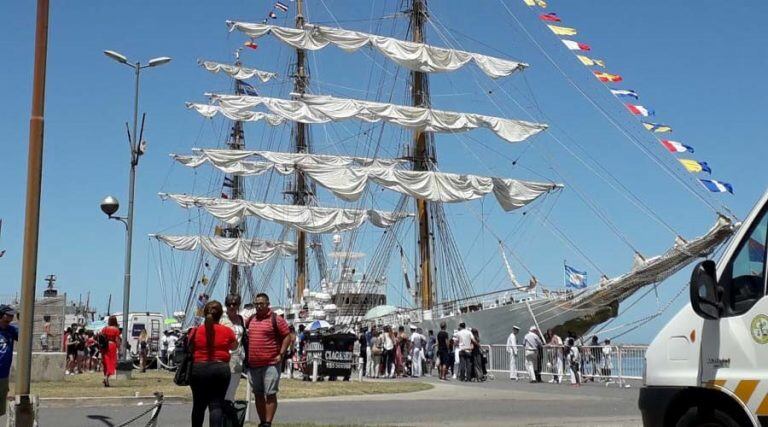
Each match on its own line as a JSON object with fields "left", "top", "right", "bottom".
{"left": 402, "top": 298, "right": 618, "bottom": 345}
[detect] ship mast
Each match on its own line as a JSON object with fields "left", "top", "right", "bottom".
{"left": 293, "top": 0, "right": 310, "bottom": 303}
{"left": 411, "top": 0, "right": 435, "bottom": 309}
{"left": 226, "top": 51, "right": 247, "bottom": 297}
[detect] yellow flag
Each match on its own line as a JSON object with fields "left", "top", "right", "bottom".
{"left": 643, "top": 122, "right": 673, "bottom": 133}
{"left": 524, "top": 0, "right": 547, "bottom": 7}
{"left": 548, "top": 25, "right": 577, "bottom": 36}
{"left": 679, "top": 159, "right": 703, "bottom": 173}
{"left": 577, "top": 55, "right": 605, "bottom": 68}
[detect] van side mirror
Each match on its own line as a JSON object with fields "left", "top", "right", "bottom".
{"left": 690, "top": 260, "right": 723, "bottom": 320}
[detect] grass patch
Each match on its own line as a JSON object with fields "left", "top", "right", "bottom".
{"left": 9, "top": 371, "right": 431, "bottom": 400}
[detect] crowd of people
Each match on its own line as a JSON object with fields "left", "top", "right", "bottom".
{"left": 1, "top": 292, "right": 627, "bottom": 427}
{"left": 346, "top": 321, "right": 489, "bottom": 383}
{"left": 507, "top": 325, "right": 615, "bottom": 386}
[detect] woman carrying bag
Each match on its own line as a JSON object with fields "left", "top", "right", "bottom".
{"left": 190, "top": 300, "right": 238, "bottom": 427}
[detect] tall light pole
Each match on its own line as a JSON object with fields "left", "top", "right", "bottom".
{"left": 102, "top": 50, "right": 170, "bottom": 377}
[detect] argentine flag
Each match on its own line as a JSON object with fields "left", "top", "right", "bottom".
{"left": 565, "top": 264, "right": 588, "bottom": 289}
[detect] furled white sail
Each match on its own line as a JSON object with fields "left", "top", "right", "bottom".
{"left": 172, "top": 149, "right": 561, "bottom": 210}
{"left": 198, "top": 60, "right": 278, "bottom": 82}
{"left": 208, "top": 93, "right": 547, "bottom": 143}
{"left": 172, "top": 153, "right": 281, "bottom": 176}
{"left": 159, "top": 193, "right": 411, "bottom": 233}
{"left": 186, "top": 103, "right": 288, "bottom": 125}
{"left": 226, "top": 21, "right": 528, "bottom": 79}
{"left": 181, "top": 148, "right": 405, "bottom": 168}
{"left": 151, "top": 234, "right": 296, "bottom": 266}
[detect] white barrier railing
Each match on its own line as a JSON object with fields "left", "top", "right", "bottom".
{"left": 484, "top": 344, "right": 647, "bottom": 386}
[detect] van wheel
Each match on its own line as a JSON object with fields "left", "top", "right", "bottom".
{"left": 674, "top": 406, "right": 742, "bottom": 427}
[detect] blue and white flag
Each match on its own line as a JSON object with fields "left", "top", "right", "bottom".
{"left": 610, "top": 89, "right": 639, "bottom": 100}
{"left": 564, "top": 264, "right": 588, "bottom": 289}
{"left": 700, "top": 179, "right": 734, "bottom": 194}
{"left": 240, "top": 81, "right": 258, "bottom": 96}
{"left": 275, "top": 1, "right": 289, "bottom": 12}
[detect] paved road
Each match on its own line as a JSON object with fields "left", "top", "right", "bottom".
{"left": 21, "top": 377, "right": 643, "bottom": 426}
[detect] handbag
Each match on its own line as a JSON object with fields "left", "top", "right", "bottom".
{"left": 173, "top": 327, "right": 197, "bottom": 386}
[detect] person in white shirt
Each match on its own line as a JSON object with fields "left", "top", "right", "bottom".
{"left": 383, "top": 326, "right": 395, "bottom": 378}
{"left": 566, "top": 337, "right": 581, "bottom": 386}
{"left": 548, "top": 329, "right": 564, "bottom": 384}
{"left": 409, "top": 327, "right": 426, "bottom": 377}
{"left": 601, "top": 339, "right": 613, "bottom": 382}
{"left": 222, "top": 294, "right": 245, "bottom": 404}
{"left": 506, "top": 326, "right": 520, "bottom": 380}
{"left": 452, "top": 334, "right": 460, "bottom": 379}
{"left": 453, "top": 323, "right": 475, "bottom": 381}
{"left": 523, "top": 326, "right": 544, "bottom": 383}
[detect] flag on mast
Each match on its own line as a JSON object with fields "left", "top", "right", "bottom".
{"left": 700, "top": 179, "right": 733, "bottom": 194}
{"left": 539, "top": 13, "right": 561, "bottom": 22}
{"left": 275, "top": 2, "right": 289, "bottom": 12}
{"left": 643, "top": 122, "right": 673, "bottom": 133}
{"left": 576, "top": 55, "right": 605, "bottom": 67}
{"left": 561, "top": 40, "right": 590, "bottom": 51}
{"left": 660, "top": 140, "right": 694, "bottom": 153}
{"left": 610, "top": 89, "right": 639, "bottom": 100}
{"left": 626, "top": 104, "right": 654, "bottom": 117}
{"left": 679, "top": 159, "right": 712, "bottom": 174}
{"left": 565, "top": 263, "right": 588, "bottom": 289}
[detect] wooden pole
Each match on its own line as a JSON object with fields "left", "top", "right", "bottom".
{"left": 294, "top": 0, "right": 309, "bottom": 303}
{"left": 15, "top": 0, "right": 50, "bottom": 424}
{"left": 411, "top": 0, "right": 434, "bottom": 309}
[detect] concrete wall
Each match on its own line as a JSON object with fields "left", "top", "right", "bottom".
{"left": 9, "top": 352, "right": 66, "bottom": 382}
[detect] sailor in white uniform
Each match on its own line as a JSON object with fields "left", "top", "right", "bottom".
{"left": 506, "top": 326, "right": 520, "bottom": 380}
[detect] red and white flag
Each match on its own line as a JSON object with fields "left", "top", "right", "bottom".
{"left": 561, "top": 39, "right": 590, "bottom": 51}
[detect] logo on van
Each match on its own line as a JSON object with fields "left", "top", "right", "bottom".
{"left": 750, "top": 314, "right": 768, "bottom": 344}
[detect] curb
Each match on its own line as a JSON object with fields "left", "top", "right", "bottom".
{"left": 39, "top": 395, "right": 191, "bottom": 408}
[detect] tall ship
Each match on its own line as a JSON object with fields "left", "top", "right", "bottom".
{"left": 151, "top": 0, "right": 736, "bottom": 344}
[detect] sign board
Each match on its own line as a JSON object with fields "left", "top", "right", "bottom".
{"left": 321, "top": 333, "right": 356, "bottom": 378}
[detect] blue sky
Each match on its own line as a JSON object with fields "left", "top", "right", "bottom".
{"left": 1, "top": 1, "right": 766, "bottom": 344}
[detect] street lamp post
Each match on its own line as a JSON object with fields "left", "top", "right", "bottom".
{"left": 101, "top": 50, "right": 170, "bottom": 377}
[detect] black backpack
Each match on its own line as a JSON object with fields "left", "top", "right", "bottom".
{"left": 97, "top": 334, "right": 109, "bottom": 350}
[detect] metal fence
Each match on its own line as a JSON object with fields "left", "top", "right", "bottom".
{"left": 484, "top": 344, "right": 646, "bottom": 386}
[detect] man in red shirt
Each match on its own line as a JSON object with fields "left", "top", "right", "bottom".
{"left": 246, "top": 293, "right": 292, "bottom": 427}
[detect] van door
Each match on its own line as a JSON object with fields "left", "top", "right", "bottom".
{"left": 700, "top": 204, "right": 768, "bottom": 421}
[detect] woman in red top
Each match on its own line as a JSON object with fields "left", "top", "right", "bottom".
{"left": 190, "top": 300, "right": 237, "bottom": 427}
{"left": 101, "top": 316, "right": 121, "bottom": 387}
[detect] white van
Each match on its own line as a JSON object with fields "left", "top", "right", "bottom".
{"left": 108, "top": 312, "right": 164, "bottom": 358}
{"left": 640, "top": 190, "right": 768, "bottom": 426}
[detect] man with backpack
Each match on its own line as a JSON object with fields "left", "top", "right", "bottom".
{"left": 244, "top": 293, "right": 292, "bottom": 427}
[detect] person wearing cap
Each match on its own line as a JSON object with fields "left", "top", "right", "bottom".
{"left": 506, "top": 326, "right": 520, "bottom": 380}
{"left": 0, "top": 305, "right": 19, "bottom": 417}
{"left": 523, "top": 326, "right": 544, "bottom": 383}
